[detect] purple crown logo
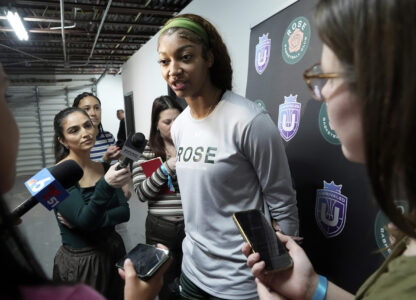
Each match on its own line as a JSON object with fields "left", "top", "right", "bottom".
{"left": 315, "top": 180, "right": 348, "bottom": 238}
{"left": 323, "top": 181, "right": 342, "bottom": 193}
{"left": 255, "top": 33, "right": 271, "bottom": 75}
{"left": 284, "top": 94, "right": 298, "bottom": 103}
{"left": 259, "top": 33, "right": 269, "bottom": 44}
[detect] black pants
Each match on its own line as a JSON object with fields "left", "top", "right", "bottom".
{"left": 146, "top": 214, "right": 185, "bottom": 300}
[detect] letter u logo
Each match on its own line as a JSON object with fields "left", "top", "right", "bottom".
{"left": 257, "top": 49, "right": 267, "bottom": 66}
{"left": 281, "top": 112, "right": 296, "bottom": 132}
{"left": 320, "top": 202, "right": 339, "bottom": 227}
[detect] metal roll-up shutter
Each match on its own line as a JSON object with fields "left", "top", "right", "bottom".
{"left": 67, "top": 83, "right": 96, "bottom": 105}
{"left": 37, "top": 86, "right": 69, "bottom": 167}
{"left": 7, "top": 86, "right": 42, "bottom": 176}
{"left": 7, "top": 80, "right": 96, "bottom": 177}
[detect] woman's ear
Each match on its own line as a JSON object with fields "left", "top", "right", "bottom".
{"left": 58, "top": 137, "right": 68, "bottom": 149}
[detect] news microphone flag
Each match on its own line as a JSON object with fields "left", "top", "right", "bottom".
{"left": 24, "top": 168, "right": 69, "bottom": 210}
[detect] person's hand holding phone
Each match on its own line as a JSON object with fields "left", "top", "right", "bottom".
{"left": 242, "top": 232, "right": 318, "bottom": 300}
{"left": 119, "top": 244, "right": 172, "bottom": 300}
{"left": 233, "top": 209, "right": 293, "bottom": 272}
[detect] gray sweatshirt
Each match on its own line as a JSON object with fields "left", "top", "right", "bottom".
{"left": 171, "top": 90, "right": 299, "bottom": 299}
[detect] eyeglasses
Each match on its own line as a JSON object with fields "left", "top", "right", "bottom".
{"left": 303, "top": 63, "right": 341, "bottom": 101}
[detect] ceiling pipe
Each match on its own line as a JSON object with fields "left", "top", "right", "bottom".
{"left": 12, "top": 1, "right": 177, "bottom": 16}
{"left": 59, "top": 0, "right": 68, "bottom": 67}
{"left": 51, "top": 7, "right": 78, "bottom": 30}
{"left": 87, "top": 0, "right": 112, "bottom": 65}
{"left": 96, "top": 66, "right": 108, "bottom": 85}
{"left": 69, "top": 0, "right": 113, "bottom": 67}
{"left": 0, "top": 27, "right": 151, "bottom": 38}
{"left": 0, "top": 43, "right": 47, "bottom": 61}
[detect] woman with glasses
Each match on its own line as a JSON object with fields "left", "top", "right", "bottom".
{"left": 244, "top": 0, "right": 416, "bottom": 299}
{"left": 157, "top": 14, "right": 299, "bottom": 299}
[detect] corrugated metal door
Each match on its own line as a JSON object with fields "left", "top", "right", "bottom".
{"left": 7, "top": 83, "right": 95, "bottom": 176}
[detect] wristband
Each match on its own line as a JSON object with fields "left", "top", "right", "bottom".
{"left": 312, "top": 275, "right": 328, "bottom": 300}
{"left": 100, "top": 157, "right": 105, "bottom": 163}
{"left": 160, "top": 164, "right": 169, "bottom": 176}
{"left": 160, "top": 164, "right": 175, "bottom": 192}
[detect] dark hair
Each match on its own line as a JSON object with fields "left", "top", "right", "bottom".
{"left": 149, "top": 95, "right": 183, "bottom": 160}
{"left": 72, "top": 92, "right": 101, "bottom": 108}
{"left": 53, "top": 107, "right": 91, "bottom": 163}
{"left": 158, "top": 13, "right": 233, "bottom": 91}
{"left": 0, "top": 195, "right": 48, "bottom": 299}
{"left": 72, "top": 92, "right": 108, "bottom": 143}
{"left": 315, "top": 0, "right": 416, "bottom": 238}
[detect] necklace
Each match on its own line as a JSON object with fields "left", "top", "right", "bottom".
{"left": 190, "top": 93, "right": 222, "bottom": 119}
{"left": 206, "top": 100, "right": 219, "bottom": 115}
{"left": 190, "top": 100, "right": 218, "bottom": 119}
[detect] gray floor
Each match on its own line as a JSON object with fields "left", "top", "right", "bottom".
{"left": 4, "top": 176, "right": 147, "bottom": 279}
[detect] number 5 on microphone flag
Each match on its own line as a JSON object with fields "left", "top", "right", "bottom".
{"left": 24, "top": 168, "right": 69, "bottom": 210}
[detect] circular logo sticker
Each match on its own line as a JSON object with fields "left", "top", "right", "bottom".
{"left": 254, "top": 99, "right": 267, "bottom": 111}
{"left": 318, "top": 103, "right": 340, "bottom": 145}
{"left": 281, "top": 16, "right": 311, "bottom": 65}
{"left": 374, "top": 210, "right": 392, "bottom": 258}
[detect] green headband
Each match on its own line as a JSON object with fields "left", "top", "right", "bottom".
{"left": 159, "top": 17, "right": 209, "bottom": 45}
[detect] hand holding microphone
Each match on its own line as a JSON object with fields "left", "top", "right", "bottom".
{"left": 9, "top": 160, "right": 83, "bottom": 222}
{"left": 105, "top": 163, "right": 132, "bottom": 188}
{"left": 116, "top": 132, "right": 147, "bottom": 170}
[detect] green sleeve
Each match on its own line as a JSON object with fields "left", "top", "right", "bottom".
{"left": 56, "top": 177, "right": 129, "bottom": 230}
{"left": 99, "top": 188, "right": 130, "bottom": 226}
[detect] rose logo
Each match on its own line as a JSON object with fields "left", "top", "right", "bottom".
{"left": 281, "top": 16, "right": 311, "bottom": 64}
{"left": 288, "top": 28, "right": 304, "bottom": 53}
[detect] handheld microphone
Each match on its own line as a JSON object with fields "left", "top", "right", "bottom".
{"left": 116, "top": 132, "right": 147, "bottom": 170}
{"left": 10, "top": 160, "right": 83, "bottom": 220}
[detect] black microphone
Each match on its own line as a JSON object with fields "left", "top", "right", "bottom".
{"left": 10, "top": 160, "right": 83, "bottom": 220}
{"left": 116, "top": 132, "right": 147, "bottom": 170}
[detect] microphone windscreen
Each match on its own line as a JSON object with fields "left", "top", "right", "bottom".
{"left": 131, "top": 132, "right": 146, "bottom": 148}
{"left": 51, "top": 160, "right": 83, "bottom": 188}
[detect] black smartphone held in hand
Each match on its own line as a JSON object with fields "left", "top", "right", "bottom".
{"left": 233, "top": 209, "right": 293, "bottom": 272}
{"left": 116, "top": 243, "right": 170, "bottom": 281}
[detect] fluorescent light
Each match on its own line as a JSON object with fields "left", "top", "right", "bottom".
{"left": 7, "top": 11, "right": 29, "bottom": 41}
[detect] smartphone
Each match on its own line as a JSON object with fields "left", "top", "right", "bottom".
{"left": 233, "top": 209, "right": 293, "bottom": 272}
{"left": 115, "top": 243, "right": 170, "bottom": 281}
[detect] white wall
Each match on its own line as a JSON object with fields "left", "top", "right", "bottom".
{"left": 121, "top": 0, "right": 298, "bottom": 137}
{"left": 96, "top": 74, "right": 124, "bottom": 138}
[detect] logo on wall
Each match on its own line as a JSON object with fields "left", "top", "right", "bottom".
{"left": 281, "top": 16, "right": 311, "bottom": 64}
{"left": 255, "top": 33, "right": 271, "bottom": 75}
{"left": 315, "top": 181, "right": 348, "bottom": 238}
{"left": 254, "top": 99, "right": 267, "bottom": 111}
{"left": 318, "top": 103, "right": 340, "bottom": 145}
{"left": 374, "top": 210, "right": 392, "bottom": 258}
{"left": 374, "top": 200, "right": 409, "bottom": 258}
{"left": 278, "top": 94, "right": 301, "bottom": 142}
